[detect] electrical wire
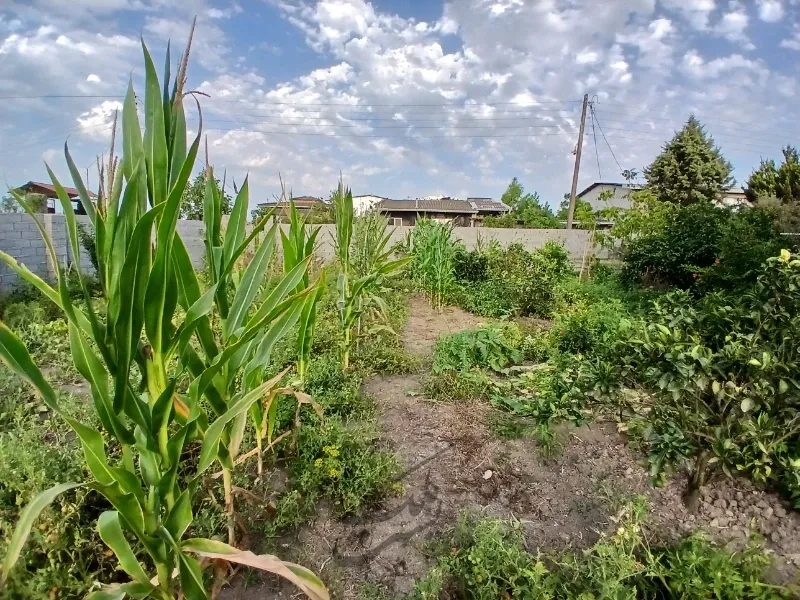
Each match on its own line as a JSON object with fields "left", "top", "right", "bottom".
{"left": 589, "top": 103, "right": 601, "bottom": 179}
{"left": 591, "top": 109, "right": 624, "bottom": 173}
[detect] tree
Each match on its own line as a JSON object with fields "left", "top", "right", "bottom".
{"left": 557, "top": 196, "right": 596, "bottom": 229}
{"left": 1, "top": 192, "right": 48, "bottom": 213}
{"left": 776, "top": 145, "right": 800, "bottom": 203}
{"left": 745, "top": 158, "right": 778, "bottom": 202}
{"left": 179, "top": 171, "right": 232, "bottom": 220}
{"left": 643, "top": 116, "right": 734, "bottom": 205}
{"left": 492, "top": 178, "right": 560, "bottom": 228}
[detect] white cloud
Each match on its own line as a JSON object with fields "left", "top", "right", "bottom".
{"left": 715, "top": 1, "right": 755, "bottom": 50}
{"left": 576, "top": 49, "right": 599, "bottom": 64}
{"left": 660, "top": 0, "right": 715, "bottom": 30}
{"left": 756, "top": 0, "right": 784, "bottom": 22}
{"left": 781, "top": 26, "right": 800, "bottom": 50}
{"left": 86, "top": 73, "right": 101, "bottom": 82}
{"left": 76, "top": 100, "right": 123, "bottom": 140}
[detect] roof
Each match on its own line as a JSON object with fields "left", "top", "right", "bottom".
{"left": 576, "top": 182, "right": 643, "bottom": 198}
{"left": 256, "top": 196, "right": 322, "bottom": 208}
{"left": 19, "top": 181, "right": 98, "bottom": 199}
{"left": 467, "top": 197, "right": 510, "bottom": 212}
{"left": 377, "top": 198, "right": 475, "bottom": 213}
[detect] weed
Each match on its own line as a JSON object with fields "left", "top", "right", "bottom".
{"left": 424, "top": 369, "right": 491, "bottom": 403}
{"left": 433, "top": 323, "right": 523, "bottom": 374}
{"left": 486, "top": 410, "right": 536, "bottom": 439}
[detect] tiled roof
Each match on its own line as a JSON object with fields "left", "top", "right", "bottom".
{"left": 20, "top": 181, "right": 98, "bottom": 199}
{"left": 377, "top": 198, "right": 474, "bottom": 213}
{"left": 467, "top": 197, "right": 510, "bottom": 212}
{"left": 256, "top": 196, "right": 322, "bottom": 208}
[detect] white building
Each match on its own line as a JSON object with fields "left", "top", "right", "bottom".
{"left": 352, "top": 194, "right": 386, "bottom": 215}
{"left": 577, "top": 182, "right": 751, "bottom": 212}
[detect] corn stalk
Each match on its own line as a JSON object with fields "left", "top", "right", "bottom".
{"left": 0, "top": 35, "right": 327, "bottom": 600}
{"left": 332, "top": 184, "right": 410, "bottom": 369}
{"left": 281, "top": 198, "right": 325, "bottom": 382}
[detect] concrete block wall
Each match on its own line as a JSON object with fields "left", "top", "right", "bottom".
{"left": 0, "top": 215, "right": 604, "bottom": 292}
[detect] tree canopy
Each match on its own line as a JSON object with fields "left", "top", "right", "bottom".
{"left": 643, "top": 116, "right": 734, "bottom": 205}
{"left": 1, "top": 192, "right": 48, "bottom": 213}
{"left": 486, "top": 178, "right": 560, "bottom": 228}
{"left": 179, "top": 172, "right": 232, "bottom": 220}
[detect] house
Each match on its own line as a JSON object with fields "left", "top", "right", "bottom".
{"left": 17, "top": 181, "right": 98, "bottom": 215}
{"left": 255, "top": 195, "right": 324, "bottom": 219}
{"left": 576, "top": 182, "right": 644, "bottom": 212}
{"left": 578, "top": 182, "right": 752, "bottom": 213}
{"left": 376, "top": 197, "right": 510, "bottom": 226}
{"left": 352, "top": 194, "right": 386, "bottom": 215}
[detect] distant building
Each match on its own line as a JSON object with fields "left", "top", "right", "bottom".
{"left": 376, "top": 197, "right": 510, "bottom": 227}
{"left": 576, "top": 182, "right": 644, "bottom": 212}
{"left": 577, "top": 182, "right": 752, "bottom": 212}
{"left": 352, "top": 194, "right": 386, "bottom": 215}
{"left": 17, "top": 181, "right": 98, "bottom": 214}
{"left": 255, "top": 195, "right": 324, "bottom": 219}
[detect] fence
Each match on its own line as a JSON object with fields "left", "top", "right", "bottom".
{"left": 0, "top": 214, "right": 606, "bottom": 292}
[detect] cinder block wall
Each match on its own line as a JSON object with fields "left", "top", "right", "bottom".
{"left": 0, "top": 215, "right": 605, "bottom": 292}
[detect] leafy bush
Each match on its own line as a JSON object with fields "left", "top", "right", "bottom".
{"left": 452, "top": 248, "right": 487, "bottom": 282}
{"left": 622, "top": 202, "right": 785, "bottom": 291}
{"left": 571, "top": 250, "right": 800, "bottom": 507}
{"left": 423, "top": 369, "right": 491, "bottom": 403}
{"left": 433, "top": 323, "right": 523, "bottom": 374}
{"left": 287, "top": 417, "right": 400, "bottom": 517}
{"left": 550, "top": 299, "right": 630, "bottom": 356}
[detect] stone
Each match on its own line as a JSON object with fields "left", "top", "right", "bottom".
{"left": 713, "top": 498, "right": 727, "bottom": 510}
{"left": 710, "top": 518, "right": 720, "bottom": 528}
{"left": 483, "top": 470, "right": 493, "bottom": 480}
{"left": 763, "top": 506, "right": 774, "bottom": 519}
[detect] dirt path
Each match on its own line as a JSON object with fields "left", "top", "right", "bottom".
{"left": 222, "top": 296, "right": 800, "bottom": 598}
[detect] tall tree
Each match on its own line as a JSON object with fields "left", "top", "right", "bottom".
{"left": 776, "top": 145, "right": 800, "bottom": 203}
{"left": 643, "top": 116, "right": 734, "bottom": 205}
{"left": 492, "top": 178, "right": 560, "bottom": 228}
{"left": 745, "top": 158, "right": 778, "bottom": 202}
{"left": 179, "top": 171, "right": 232, "bottom": 220}
{"left": 1, "top": 192, "right": 48, "bottom": 213}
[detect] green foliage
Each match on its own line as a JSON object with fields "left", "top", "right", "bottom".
{"left": 569, "top": 251, "right": 800, "bottom": 505}
{"left": 287, "top": 417, "right": 400, "bottom": 517}
{"left": 433, "top": 323, "right": 523, "bottom": 374}
{"left": 557, "top": 196, "right": 597, "bottom": 229}
{"left": 424, "top": 369, "right": 491, "bottom": 403}
{"left": 409, "top": 219, "right": 458, "bottom": 310}
{"left": 0, "top": 389, "right": 119, "bottom": 599}
{"left": 550, "top": 299, "right": 631, "bottom": 356}
{"left": 643, "top": 115, "right": 735, "bottom": 205}
{"left": 179, "top": 171, "right": 231, "bottom": 220}
{"left": 76, "top": 222, "right": 99, "bottom": 272}
{"left": 747, "top": 146, "right": 800, "bottom": 205}
{"left": 746, "top": 158, "right": 779, "bottom": 203}
{"left": 1, "top": 193, "right": 48, "bottom": 214}
{"left": 0, "top": 38, "right": 328, "bottom": 600}
{"left": 622, "top": 202, "right": 784, "bottom": 291}
{"left": 404, "top": 501, "right": 789, "bottom": 600}
{"left": 485, "top": 178, "right": 560, "bottom": 229}
{"left": 334, "top": 186, "right": 410, "bottom": 369}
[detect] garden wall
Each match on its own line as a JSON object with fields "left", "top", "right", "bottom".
{"left": 0, "top": 215, "right": 603, "bottom": 292}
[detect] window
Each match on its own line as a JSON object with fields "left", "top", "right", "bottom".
{"left": 391, "top": 217, "right": 403, "bottom": 226}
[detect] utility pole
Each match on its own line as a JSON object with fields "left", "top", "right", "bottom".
{"left": 566, "top": 93, "right": 589, "bottom": 230}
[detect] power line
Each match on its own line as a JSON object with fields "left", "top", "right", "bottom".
{"left": 589, "top": 103, "right": 601, "bottom": 179}
{"left": 591, "top": 108, "right": 624, "bottom": 173}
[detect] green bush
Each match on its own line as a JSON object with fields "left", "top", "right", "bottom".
{"left": 622, "top": 203, "right": 785, "bottom": 292}
{"left": 453, "top": 248, "right": 488, "bottom": 282}
{"left": 288, "top": 417, "right": 400, "bottom": 517}
{"left": 550, "top": 299, "right": 630, "bottom": 356}
{"left": 433, "top": 323, "right": 523, "bottom": 374}
{"left": 423, "top": 369, "right": 491, "bottom": 403}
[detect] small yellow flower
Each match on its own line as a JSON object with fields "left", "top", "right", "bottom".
{"left": 314, "top": 458, "right": 323, "bottom": 468}
{"left": 781, "top": 249, "right": 792, "bottom": 262}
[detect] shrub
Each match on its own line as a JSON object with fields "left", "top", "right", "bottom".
{"left": 433, "top": 323, "right": 523, "bottom": 374}
{"left": 622, "top": 202, "right": 785, "bottom": 292}
{"left": 550, "top": 299, "right": 630, "bottom": 356}
{"left": 423, "top": 369, "right": 491, "bottom": 403}
{"left": 288, "top": 417, "right": 400, "bottom": 517}
{"left": 452, "top": 248, "right": 488, "bottom": 282}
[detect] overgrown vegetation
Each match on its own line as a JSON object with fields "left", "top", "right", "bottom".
{"left": 396, "top": 499, "right": 790, "bottom": 600}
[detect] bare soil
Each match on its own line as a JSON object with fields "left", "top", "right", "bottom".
{"left": 221, "top": 296, "right": 800, "bottom": 599}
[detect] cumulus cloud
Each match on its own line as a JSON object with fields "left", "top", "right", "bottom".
{"left": 756, "top": 0, "right": 784, "bottom": 22}
{"left": 714, "top": 1, "right": 755, "bottom": 50}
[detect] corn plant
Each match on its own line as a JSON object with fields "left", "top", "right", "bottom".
{"left": 410, "top": 219, "right": 457, "bottom": 310}
{"left": 281, "top": 198, "right": 325, "bottom": 382}
{"left": 332, "top": 184, "right": 409, "bottom": 369}
{"left": 0, "top": 37, "right": 327, "bottom": 600}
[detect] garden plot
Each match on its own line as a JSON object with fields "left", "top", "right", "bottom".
{"left": 221, "top": 297, "right": 800, "bottom": 599}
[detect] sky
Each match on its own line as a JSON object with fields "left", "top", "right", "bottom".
{"left": 1, "top": 0, "right": 800, "bottom": 211}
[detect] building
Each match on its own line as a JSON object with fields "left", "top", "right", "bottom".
{"left": 352, "top": 194, "right": 386, "bottom": 215}
{"left": 578, "top": 182, "right": 752, "bottom": 213}
{"left": 17, "top": 181, "right": 98, "bottom": 215}
{"left": 576, "top": 182, "right": 644, "bottom": 212}
{"left": 376, "top": 197, "right": 510, "bottom": 226}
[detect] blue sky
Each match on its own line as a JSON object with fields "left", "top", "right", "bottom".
{"left": 1, "top": 0, "right": 800, "bottom": 210}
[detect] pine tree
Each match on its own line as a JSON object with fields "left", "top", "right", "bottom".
{"left": 745, "top": 158, "right": 778, "bottom": 202}
{"left": 643, "top": 116, "right": 734, "bottom": 205}
{"left": 776, "top": 145, "right": 800, "bottom": 203}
